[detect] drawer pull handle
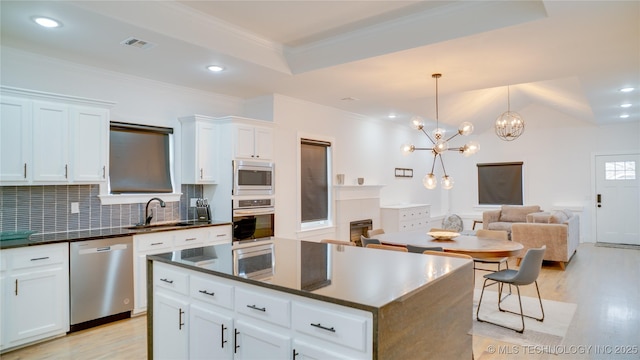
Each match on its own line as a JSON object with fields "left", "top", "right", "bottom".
{"left": 310, "top": 323, "right": 336, "bottom": 333}
{"left": 293, "top": 349, "right": 299, "bottom": 359}
{"left": 216, "top": 234, "right": 226, "bottom": 237}
{"left": 199, "top": 289, "right": 215, "bottom": 296}
{"left": 151, "top": 242, "right": 164, "bottom": 246}
{"left": 30, "top": 256, "right": 50, "bottom": 261}
{"left": 221, "top": 324, "right": 228, "bottom": 348}
{"left": 185, "top": 237, "right": 197, "bottom": 241}
{"left": 234, "top": 329, "right": 240, "bottom": 353}
{"left": 24, "top": 163, "right": 27, "bottom": 178}
{"left": 15, "top": 279, "right": 18, "bottom": 295}
{"left": 160, "top": 278, "right": 174, "bottom": 284}
{"left": 247, "top": 304, "right": 266, "bottom": 312}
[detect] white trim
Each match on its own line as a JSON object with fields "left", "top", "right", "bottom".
{"left": 0, "top": 85, "right": 115, "bottom": 108}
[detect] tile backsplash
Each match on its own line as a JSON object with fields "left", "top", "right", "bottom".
{"left": 0, "top": 184, "right": 203, "bottom": 234}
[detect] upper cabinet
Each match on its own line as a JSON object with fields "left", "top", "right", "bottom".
{"left": 180, "top": 115, "right": 218, "bottom": 184}
{"left": 0, "top": 87, "right": 114, "bottom": 186}
{"left": 234, "top": 124, "right": 273, "bottom": 160}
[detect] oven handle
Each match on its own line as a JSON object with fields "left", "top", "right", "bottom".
{"left": 233, "top": 208, "right": 275, "bottom": 216}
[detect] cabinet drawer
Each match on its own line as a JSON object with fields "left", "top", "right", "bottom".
{"left": 399, "top": 206, "right": 429, "bottom": 221}
{"left": 173, "top": 228, "right": 205, "bottom": 248}
{"left": 154, "top": 263, "right": 189, "bottom": 295}
{"left": 292, "top": 302, "right": 369, "bottom": 351}
{"left": 190, "top": 275, "right": 233, "bottom": 310}
{"left": 235, "top": 287, "right": 290, "bottom": 328}
{"left": 136, "top": 233, "right": 173, "bottom": 252}
{"left": 11, "top": 243, "right": 67, "bottom": 270}
{"left": 206, "top": 225, "right": 232, "bottom": 244}
{"left": 399, "top": 219, "right": 428, "bottom": 232}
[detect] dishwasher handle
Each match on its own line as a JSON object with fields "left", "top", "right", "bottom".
{"left": 77, "top": 243, "right": 128, "bottom": 255}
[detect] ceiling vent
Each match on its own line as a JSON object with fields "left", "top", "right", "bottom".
{"left": 120, "top": 37, "right": 156, "bottom": 50}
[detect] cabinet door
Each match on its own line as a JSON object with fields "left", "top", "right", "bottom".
{"left": 0, "top": 97, "right": 31, "bottom": 183}
{"left": 292, "top": 339, "right": 351, "bottom": 360}
{"left": 154, "top": 291, "right": 189, "bottom": 360}
{"left": 71, "top": 106, "right": 108, "bottom": 182}
{"left": 234, "top": 319, "right": 291, "bottom": 360}
{"left": 197, "top": 121, "right": 217, "bottom": 183}
{"left": 234, "top": 125, "right": 257, "bottom": 159}
{"left": 189, "top": 303, "right": 233, "bottom": 359}
{"left": 254, "top": 127, "right": 273, "bottom": 160}
{"left": 6, "top": 267, "right": 68, "bottom": 346}
{"left": 32, "top": 101, "right": 69, "bottom": 182}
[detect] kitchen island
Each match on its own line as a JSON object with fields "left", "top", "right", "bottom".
{"left": 147, "top": 238, "right": 473, "bottom": 359}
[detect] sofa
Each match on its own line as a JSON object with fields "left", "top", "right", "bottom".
{"left": 482, "top": 205, "right": 543, "bottom": 236}
{"left": 511, "top": 209, "right": 580, "bottom": 270}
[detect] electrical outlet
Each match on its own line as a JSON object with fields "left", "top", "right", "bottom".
{"left": 71, "top": 202, "right": 80, "bottom": 214}
{"left": 190, "top": 198, "right": 198, "bottom": 207}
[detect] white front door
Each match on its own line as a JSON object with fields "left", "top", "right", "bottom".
{"left": 595, "top": 154, "right": 640, "bottom": 245}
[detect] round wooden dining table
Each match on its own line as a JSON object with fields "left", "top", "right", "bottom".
{"left": 376, "top": 231, "right": 524, "bottom": 259}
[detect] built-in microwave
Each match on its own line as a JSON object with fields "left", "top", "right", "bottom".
{"left": 232, "top": 160, "right": 274, "bottom": 196}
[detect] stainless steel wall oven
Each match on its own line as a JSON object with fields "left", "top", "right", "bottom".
{"left": 232, "top": 198, "right": 274, "bottom": 244}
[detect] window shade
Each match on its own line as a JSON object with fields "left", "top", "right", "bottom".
{"left": 109, "top": 122, "right": 174, "bottom": 193}
{"left": 477, "top": 162, "right": 523, "bottom": 205}
{"left": 301, "top": 139, "right": 330, "bottom": 222}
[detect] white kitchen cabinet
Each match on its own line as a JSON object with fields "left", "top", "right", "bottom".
{"left": 71, "top": 106, "right": 109, "bottom": 182}
{"left": 180, "top": 115, "right": 218, "bottom": 184}
{"left": 233, "top": 124, "right": 273, "bottom": 160}
{"left": 32, "top": 101, "right": 69, "bottom": 182}
{"left": 0, "top": 87, "right": 113, "bottom": 186}
{"left": 234, "top": 319, "right": 291, "bottom": 359}
{"left": 0, "top": 243, "right": 69, "bottom": 352}
{"left": 189, "top": 303, "right": 234, "bottom": 359}
{"left": 154, "top": 291, "right": 190, "bottom": 360}
{"left": 133, "top": 225, "right": 232, "bottom": 315}
{"left": 381, "top": 204, "right": 431, "bottom": 232}
{"left": 0, "top": 96, "right": 31, "bottom": 183}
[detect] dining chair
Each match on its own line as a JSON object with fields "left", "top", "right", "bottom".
{"left": 320, "top": 239, "right": 354, "bottom": 246}
{"left": 476, "top": 245, "right": 546, "bottom": 333}
{"left": 406, "top": 244, "right": 443, "bottom": 253}
{"left": 473, "top": 229, "right": 511, "bottom": 291}
{"left": 367, "top": 228, "right": 385, "bottom": 238}
{"left": 422, "top": 250, "right": 472, "bottom": 260}
{"left": 360, "top": 235, "right": 381, "bottom": 247}
{"left": 366, "top": 244, "right": 408, "bottom": 252}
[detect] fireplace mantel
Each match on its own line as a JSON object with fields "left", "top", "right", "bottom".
{"left": 334, "top": 184, "right": 385, "bottom": 201}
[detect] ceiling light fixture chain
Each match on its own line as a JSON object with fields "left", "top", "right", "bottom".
{"left": 495, "top": 85, "right": 525, "bottom": 141}
{"left": 401, "top": 73, "right": 479, "bottom": 190}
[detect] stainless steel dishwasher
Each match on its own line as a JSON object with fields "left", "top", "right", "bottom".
{"left": 70, "top": 236, "right": 133, "bottom": 332}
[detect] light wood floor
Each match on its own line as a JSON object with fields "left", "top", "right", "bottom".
{"left": 2, "top": 243, "right": 638, "bottom": 360}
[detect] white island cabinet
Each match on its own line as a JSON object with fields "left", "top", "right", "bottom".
{"left": 0, "top": 243, "right": 69, "bottom": 352}
{"left": 148, "top": 238, "right": 473, "bottom": 359}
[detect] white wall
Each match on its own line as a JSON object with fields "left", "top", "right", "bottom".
{"left": 270, "top": 94, "right": 441, "bottom": 240}
{"left": 445, "top": 103, "right": 640, "bottom": 242}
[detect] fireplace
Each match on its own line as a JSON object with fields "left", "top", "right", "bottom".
{"left": 350, "top": 219, "right": 372, "bottom": 246}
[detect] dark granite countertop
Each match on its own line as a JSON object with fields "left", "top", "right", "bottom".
{"left": 149, "top": 237, "right": 470, "bottom": 311}
{"left": 0, "top": 220, "right": 231, "bottom": 250}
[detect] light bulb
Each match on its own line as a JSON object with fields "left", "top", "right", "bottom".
{"left": 422, "top": 173, "right": 437, "bottom": 189}
{"left": 434, "top": 139, "right": 448, "bottom": 154}
{"left": 462, "top": 141, "right": 480, "bottom": 157}
{"left": 432, "top": 128, "right": 446, "bottom": 140}
{"left": 442, "top": 175, "right": 454, "bottom": 189}
{"left": 410, "top": 116, "right": 424, "bottom": 130}
{"left": 458, "top": 122, "right": 474, "bottom": 136}
{"left": 401, "top": 143, "right": 415, "bottom": 155}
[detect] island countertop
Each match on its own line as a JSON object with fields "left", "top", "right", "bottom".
{"left": 148, "top": 237, "right": 471, "bottom": 310}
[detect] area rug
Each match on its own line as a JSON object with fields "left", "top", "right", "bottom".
{"left": 471, "top": 290, "right": 577, "bottom": 350}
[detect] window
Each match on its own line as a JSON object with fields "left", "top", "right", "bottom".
{"left": 300, "top": 138, "right": 332, "bottom": 227}
{"left": 605, "top": 161, "right": 636, "bottom": 180}
{"left": 477, "top": 162, "right": 523, "bottom": 205}
{"left": 109, "top": 122, "right": 174, "bottom": 193}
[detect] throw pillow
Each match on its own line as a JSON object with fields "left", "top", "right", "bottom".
{"left": 500, "top": 205, "right": 542, "bottom": 222}
{"left": 549, "top": 210, "right": 569, "bottom": 224}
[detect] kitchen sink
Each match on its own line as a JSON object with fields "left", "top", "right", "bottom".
{"left": 126, "top": 222, "right": 193, "bottom": 231}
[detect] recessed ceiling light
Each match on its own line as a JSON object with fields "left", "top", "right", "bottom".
{"left": 620, "top": 103, "right": 632, "bottom": 108}
{"left": 619, "top": 114, "right": 630, "bottom": 118}
{"left": 619, "top": 87, "right": 635, "bottom": 92}
{"left": 207, "top": 65, "right": 225, "bottom": 72}
{"left": 341, "top": 97, "right": 359, "bottom": 101}
{"left": 33, "top": 17, "right": 61, "bottom": 28}
{"left": 388, "top": 114, "right": 397, "bottom": 119}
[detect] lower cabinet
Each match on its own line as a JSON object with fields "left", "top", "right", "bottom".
{"left": 0, "top": 243, "right": 69, "bottom": 352}
{"left": 151, "top": 261, "right": 373, "bottom": 359}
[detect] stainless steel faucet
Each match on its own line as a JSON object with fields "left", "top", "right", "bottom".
{"left": 145, "top": 197, "right": 166, "bottom": 225}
